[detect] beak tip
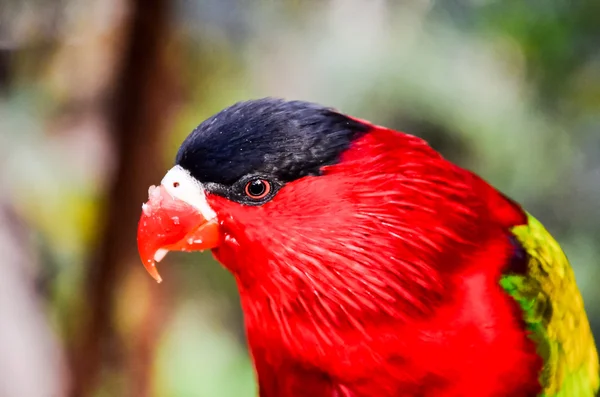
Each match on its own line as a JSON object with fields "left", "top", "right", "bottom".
{"left": 143, "top": 260, "right": 163, "bottom": 283}
{"left": 151, "top": 268, "right": 163, "bottom": 283}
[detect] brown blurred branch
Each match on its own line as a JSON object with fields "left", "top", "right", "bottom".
{"left": 70, "top": 0, "right": 173, "bottom": 395}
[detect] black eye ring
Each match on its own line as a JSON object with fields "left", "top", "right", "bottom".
{"left": 244, "top": 179, "right": 271, "bottom": 200}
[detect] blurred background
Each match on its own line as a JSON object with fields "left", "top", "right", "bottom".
{"left": 0, "top": 0, "right": 598, "bottom": 396}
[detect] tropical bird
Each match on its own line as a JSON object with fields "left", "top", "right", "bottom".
{"left": 137, "top": 98, "right": 599, "bottom": 397}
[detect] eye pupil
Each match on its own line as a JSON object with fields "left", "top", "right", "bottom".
{"left": 248, "top": 180, "right": 266, "bottom": 196}
{"left": 173, "top": 182, "right": 180, "bottom": 188}
{"left": 245, "top": 179, "right": 271, "bottom": 199}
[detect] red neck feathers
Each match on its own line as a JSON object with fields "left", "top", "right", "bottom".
{"left": 208, "top": 125, "right": 542, "bottom": 397}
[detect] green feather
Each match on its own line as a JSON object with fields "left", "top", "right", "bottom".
{"left": 500, "top": 213, "right": 599, "bottom": 396}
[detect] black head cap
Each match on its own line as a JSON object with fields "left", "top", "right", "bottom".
{"left": 176, "top": 98, "right": 370, "bottom": 199}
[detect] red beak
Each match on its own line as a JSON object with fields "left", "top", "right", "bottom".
{"left": 137, "top": 185, "right": 220, "bottom": 282}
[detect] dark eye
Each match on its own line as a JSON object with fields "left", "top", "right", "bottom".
{"left": 244, "top": 179, "right": 271, "bottom": 200}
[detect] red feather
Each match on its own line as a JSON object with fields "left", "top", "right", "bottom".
{"left": 207, "top": 124, "right": 541, "bottom": 396}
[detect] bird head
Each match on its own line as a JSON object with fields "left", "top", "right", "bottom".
{"left": 138, "top": 98, "right": 369, "bottom": 282}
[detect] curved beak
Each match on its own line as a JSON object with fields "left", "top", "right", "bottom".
{"left": 137, "top": 184, "right": 220, "bottom": 283}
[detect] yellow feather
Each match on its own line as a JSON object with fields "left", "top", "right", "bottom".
{"left": 507, "top": 214, "right": 599, "bottom": 396}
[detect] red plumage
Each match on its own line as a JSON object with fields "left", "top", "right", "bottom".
{"left": 202, "top": 124, "right": 542, "bottom": 396}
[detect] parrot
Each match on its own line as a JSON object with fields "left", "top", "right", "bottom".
{"left": 136, "top": 98, "right": 599, "bottom": 397}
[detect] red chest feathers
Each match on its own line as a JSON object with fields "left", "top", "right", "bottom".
{"left": 242, "top": 248, "right": 542, "bottom": 397}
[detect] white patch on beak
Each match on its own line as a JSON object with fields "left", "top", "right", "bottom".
{"left": 161, "top": 165, "right": 217, "bottom": 220}
{"left": 154, "top": 248, "right": 169, "bottom": 263}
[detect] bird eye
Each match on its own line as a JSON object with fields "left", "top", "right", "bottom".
{"left": 244, "top": 179, "right": 271, "bottom": 200}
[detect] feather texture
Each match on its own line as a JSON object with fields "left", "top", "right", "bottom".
{"left": 147, "top": 98, "right": 598, "bottom": 396}
{"left": 503, "top": 214, "right": 599, "bottom": 396}
{"left": 203, "top": 121, "right": 596, "bottom": 396}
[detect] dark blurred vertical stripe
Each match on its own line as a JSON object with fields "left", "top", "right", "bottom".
{"left": 0, "top": 49, "right": 11, "bottom": 94}
{"left": 70, "top": 0, "right": 173, "bottom": 395}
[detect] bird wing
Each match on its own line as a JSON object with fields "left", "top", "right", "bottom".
{"left": 501, "top": 213, "right": 599, "bottom": 396}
